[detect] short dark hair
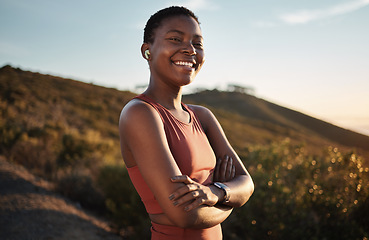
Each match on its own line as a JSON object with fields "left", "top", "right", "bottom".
{"left": 143, "top": 6, "right": 200, "bottom": 44}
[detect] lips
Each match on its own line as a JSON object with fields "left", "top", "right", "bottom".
{"left": 173, "top": 60, "right": 196, "bottom": 70}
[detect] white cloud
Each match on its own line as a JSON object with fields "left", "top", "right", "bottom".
{"left": 167, "top": 0, "right": 219, "bottom": 11}
{"left": 280, "top": 0, "right": 369, "bottom": 25}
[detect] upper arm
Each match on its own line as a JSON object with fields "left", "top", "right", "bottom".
{"left": 189, "top": 105, "right": 248, "bottom": 175}
{"left": 119, "top": 101, "right": 201, "bottom": 227}
{"left": 189, "top": 105, "right": 254, "bottom": 208}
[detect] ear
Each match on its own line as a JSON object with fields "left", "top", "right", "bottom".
{"left": 141, "top": 43, "right": 150, "bottom": 60}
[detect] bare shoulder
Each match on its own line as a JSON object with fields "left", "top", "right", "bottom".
{"left": 187, "top": 104, "right": 217, "bottom": 131}
{"left": 119, "top": 98, "right": 165, "bottom": 149}
{"left": 119, "top": 98, "right": 168, "bottom": 168}
{"left": 119, "top": 99, "right": 161, "bottom": 128}
{"left": 187, "top": 104, "right": 214, "bottom": 120}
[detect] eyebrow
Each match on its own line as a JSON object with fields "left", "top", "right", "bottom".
{"left": 166, "top": 29, "right": 203, "bottom": 39}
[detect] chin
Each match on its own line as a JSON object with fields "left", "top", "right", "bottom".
{"left": 180, "top": 76, "right": 196, "bottom": 86}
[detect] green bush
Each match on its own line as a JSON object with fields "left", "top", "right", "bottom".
{"left": 57, "top": 133, "right": 95, "bottom": 168}
{"left": 56, "top": 174, "right": 106, "bottom": 212}
{"left": 97, "top": 165, "right": 150, "bottom": 239}
{"left": 91, "top": 141, "right": 368, "bottom": 239}
{"left": 222, "top": 140, "right": 369, "bottom": 240}
{"left": 0, "top": 121, "right": 24, "bottom": 157}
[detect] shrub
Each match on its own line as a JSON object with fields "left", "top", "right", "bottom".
{"left": 56, "top": 173, "right": 106, "bottom": 212}
{"left": 97, "top": 165, "right": 150, "bottom": 239}
{"left": 57, "top": 134, "right": 93, "bottom": 168}
{"left": 222, "top": 140, "right": 369, "bottom": 240}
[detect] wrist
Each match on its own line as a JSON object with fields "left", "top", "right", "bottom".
{"left": 212, "top": 182, "right": 230, "bottom": 204}
{"left": 209, "top": 185, "right": 224, "bottom": 203}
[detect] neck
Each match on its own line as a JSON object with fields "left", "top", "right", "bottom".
{"left": 144, "top": 79, "right": 183, "bottom": 110}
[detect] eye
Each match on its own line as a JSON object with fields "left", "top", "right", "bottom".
{"left": 193, "top": 42, "right": 203, "bottom": 49}
{"left": 168, "top": 37, "right": 182, "bottom": 42}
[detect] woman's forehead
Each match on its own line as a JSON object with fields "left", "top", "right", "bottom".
{"left": 156, "top": 15, "right": 202, "bottom": 37}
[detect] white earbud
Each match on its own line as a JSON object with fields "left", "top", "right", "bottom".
{"left": 144, "top": 50, "right": 150, "bottom": 59}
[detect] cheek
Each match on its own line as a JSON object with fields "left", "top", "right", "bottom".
{"left": 197, "top": 52, "right": 205, "bottom": 66}
{"left": 197, "top": 49, "right": 205, "bottom": 60}
{"left": 151, "top": 50, "right": 172, "bottom": 68}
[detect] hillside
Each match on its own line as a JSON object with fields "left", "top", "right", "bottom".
{"left": 0, "top": 65, "right": 135, "bottom": 172}
{"left": 1, "top": 64, "right": 368, "bottom": 161}
{"left": 1, "top": 65, "right": 369, "bottom": 239}
{"left": 184, "top": 90, "right": 369, "bottom": 158}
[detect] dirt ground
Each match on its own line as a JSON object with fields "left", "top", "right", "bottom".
{"left": 0, "top": 156, "right": 123, "bottom": 240}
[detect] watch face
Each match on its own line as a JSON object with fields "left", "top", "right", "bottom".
{"left": 215, "top": 182, "right": 229, "bottom": 190}
{"left": 214, "top": 182, "right": 230, "bottom": 203}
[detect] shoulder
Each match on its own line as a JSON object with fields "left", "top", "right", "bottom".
{"left": 119, "top": 98, "right": 162, "bottom": 131}
{"left": 187, "top": 104, "right": 217, "bottom": 131}
{"left": 187, "top": 104, "right": 213, "bottom": 118}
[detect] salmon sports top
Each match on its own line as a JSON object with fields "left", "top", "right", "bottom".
{"left": 126, "top": 94, "right": 217, "bottom": 214}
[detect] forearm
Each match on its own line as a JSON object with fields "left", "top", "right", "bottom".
{"left": 150, "top": 204, "right": 232, "bottom": 229}
{"left": 217, "top": 174, "right": 254, "bottom": 208}
{"left": 167, "top": 173, "right": 253, "bottom": 229}
{"left": 186, "top": 204, "right": 233, "bottom": 229}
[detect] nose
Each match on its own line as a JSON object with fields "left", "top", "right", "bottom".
{"left": 182, "top": 42, "right": 196, "bottom": 55}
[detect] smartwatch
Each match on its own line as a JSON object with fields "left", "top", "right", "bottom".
{"left": 213, "top": 182, "right": 230, "bottom": 203}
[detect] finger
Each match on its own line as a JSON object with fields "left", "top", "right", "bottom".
{"left": 225, "top": 157, "right": 233, "bottom": 181}
{"left": 219, "top": 155, "right": 230, "bottom": 182}
{"left": 169, "top": 183, "right": 200, "bottom": 201}
{"left": 231, "top": 164, "right": 236, "bottom": 179}
{"left": 184, "top": 197, "right": 206, "bottom": 211}
{"left": 173, "top": 190, "right": 201, "bottom": 207}
{"left": 170, "top": 175, "right": 193, "bottom": 184}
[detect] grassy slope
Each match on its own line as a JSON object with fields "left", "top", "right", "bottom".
{"left": 1, "top": 65, "right": 368, "bottom": 161}
{"left": 3, "top": 65, "right": 369, "bottom": 239}
{"left": 184, "top": 89, "right": 369, "bottom": 159}
{"left": 0, "top": 65, "right": 135, "bottom": 138}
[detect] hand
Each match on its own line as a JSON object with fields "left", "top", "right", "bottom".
{"left": 213, "top": 155, "right": 236, "bottom": 182}
{"left": 169, "top": 175, "right": 219, "bottom": 211}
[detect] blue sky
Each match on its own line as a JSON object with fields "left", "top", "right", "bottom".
{"left": 1, "top": 0, "right": 369, "bottom": 135}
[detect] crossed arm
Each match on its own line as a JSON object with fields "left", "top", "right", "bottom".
{"left": 169, "top": 105, "right": 254, "bottom": 210}
{"left": 119, "top": 100, "right": 254, "bottom": 229}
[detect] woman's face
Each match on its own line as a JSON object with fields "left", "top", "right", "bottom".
{"left": 147, "top": 15, "right": 205, "bottom": 87}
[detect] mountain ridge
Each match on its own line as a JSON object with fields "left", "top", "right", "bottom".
{"left": 184, "top": 90, "right": 369, "bottom": 151}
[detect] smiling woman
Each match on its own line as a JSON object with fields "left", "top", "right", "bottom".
{"left": 143, "top": 12, "right": 205, "bottom": 88}
{"left": 119, "top": 6, "right": 254, "bottom": 240}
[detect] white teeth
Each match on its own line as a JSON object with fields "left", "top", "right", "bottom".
{"left": 174, "top": 61, "right": 194, "bottom": 67}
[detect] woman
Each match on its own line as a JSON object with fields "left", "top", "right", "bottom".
{"left": 119, "top": 6, "right": 254, "bottom": 240}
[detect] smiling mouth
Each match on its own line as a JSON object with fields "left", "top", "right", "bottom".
{"left": 173, "top": 61, "right": 196, "bottom": 69}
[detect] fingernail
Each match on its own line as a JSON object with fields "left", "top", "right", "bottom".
{"left": 173, "top": 201, "right": 178, "bottom": 206}
{"left": 169, "top": 194, "right": 175, "bottom": 200}
{"left": 171, "top": 176, "right": 177, "bottom": 181}
{"left": 184, "top": 206, "right": 190, "bottom": 211}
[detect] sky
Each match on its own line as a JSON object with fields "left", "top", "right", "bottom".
{"left": 1, "top": 0, "right": 369, "bottom": 136}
